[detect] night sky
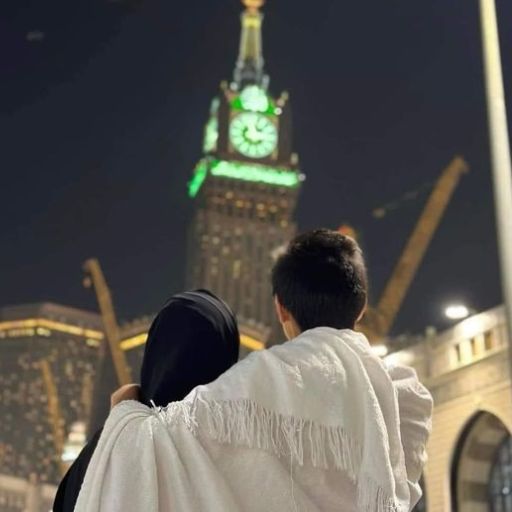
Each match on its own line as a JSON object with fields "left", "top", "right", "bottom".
{"left": 2, "top": 0, "right": 511, "bottom": 335}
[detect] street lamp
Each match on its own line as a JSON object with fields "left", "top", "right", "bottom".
{"left": 444, "top": 304, "right": 472, "bottom": 321}
{"left": 479, "top": 0, "right": 512, "bottom": 383}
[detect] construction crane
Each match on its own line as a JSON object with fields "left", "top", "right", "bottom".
{"left": 83, "top": 258, "right": 132, "bottom": 386}
{"left": 360, "top": 156, "right": 469, "bottom": 341}
{"left": 39, "top": 359, "right": 66, "bottom": 477}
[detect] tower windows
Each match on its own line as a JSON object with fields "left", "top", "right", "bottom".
{"left": 233, "top": 260, "right": 242, "bottom": 279}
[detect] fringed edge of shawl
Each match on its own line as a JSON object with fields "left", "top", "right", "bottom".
{"left": 358, "top": 476, "right": 402, "bottom": 512}
{"left": 161, "top": 398, "right": 401, "bottom": 512}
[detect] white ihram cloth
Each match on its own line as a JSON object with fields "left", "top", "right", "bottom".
{"left": 75, "top": 328, "right": 433, "bottom": 512}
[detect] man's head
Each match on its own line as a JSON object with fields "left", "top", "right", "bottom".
{"left": 272, "top": 229, "right": 368, "bottom": 339}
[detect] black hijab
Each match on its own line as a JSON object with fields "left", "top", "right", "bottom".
{"left": 53, "top": 290, "right": 239, "bottom": 512}
{"left": 140, "top": 290, "right": 239, "bottom": 406}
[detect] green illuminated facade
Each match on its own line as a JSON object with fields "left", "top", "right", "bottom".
{"left": 186, "top": 0, "right": 303, "bottom": 345}
{"left": 188, "top": 159, "right": 301, "bottom": 198}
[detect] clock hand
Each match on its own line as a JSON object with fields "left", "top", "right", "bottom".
{"left": 246, "top": 122, "right": 262, "bottom": 142}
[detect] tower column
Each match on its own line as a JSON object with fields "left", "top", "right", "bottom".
{"left": 234, "top": 0, "right": 268, "bottom": 88}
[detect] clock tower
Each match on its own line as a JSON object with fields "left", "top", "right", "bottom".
{"left": 186, "top": 0, "right": 303, "bottom": 348}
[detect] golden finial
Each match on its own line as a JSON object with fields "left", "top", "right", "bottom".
{"left": 243, "top": 0, "right": 265, "bottom": 13}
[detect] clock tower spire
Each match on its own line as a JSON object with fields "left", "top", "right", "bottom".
{"left": 186, "top": 1, "right": 303, "bottom": 350}
{"left": 234, "top": 0, "right": 268, "bottom": 89}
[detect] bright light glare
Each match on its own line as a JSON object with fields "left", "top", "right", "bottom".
{"left": 445, "top": 304, "right": 470, "bottom": 320}
{"left": 371, "top": 344, "right": 388, "bottom": 358}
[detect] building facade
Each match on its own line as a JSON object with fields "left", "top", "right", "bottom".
{"left": 0, "top": 301, "right": 152, "bottom": 510}
{"left": 386, "top": 305, "right": 512, "bottom": 511}
{"left": 186, "top": 0, "right": 303, "bottom": 345}
{"left": 0, "top": 474, "right": 55, "bottom": 512}
{"left": 0, "top": 303, "right": 103, "bottom": 485}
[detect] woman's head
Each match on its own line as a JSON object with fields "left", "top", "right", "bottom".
{"left": 139, "top": 290, "right": 239, "bottom": 407}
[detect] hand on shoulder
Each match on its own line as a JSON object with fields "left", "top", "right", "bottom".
{"left": 110, "top": 384, "right": 140, "bottom": 409}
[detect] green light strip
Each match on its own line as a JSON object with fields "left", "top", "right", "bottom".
{"left": 188, "top": 159, "right": 301, "bottom": 198}
{"left": 211, "top": 160, "right": 300, "bottom": 187}
{"left": 188, "top": 161, "right": 208, "bottom": 198}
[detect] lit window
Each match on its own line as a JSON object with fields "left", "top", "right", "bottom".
{"left": 484, "top": 330, "right": 496, "bottom": 352}
{"left": 233, "top": 260, "right": 241, "bottom": 279}
{"left": 470, "top": 338, "right": 478, "bottom": 357}
{"left": 454, "top": 344, "right": 462, "bottom": 364}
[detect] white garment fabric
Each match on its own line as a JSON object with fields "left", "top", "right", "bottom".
{"left": 75, "top": 328, "right": 433, "bottom": 512}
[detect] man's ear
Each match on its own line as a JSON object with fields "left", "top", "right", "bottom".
{"left": 356, "top": 297, "right": 368, "bottom": 324}
{"left": 274, "top": 296, "right": 291, "bottom": 323}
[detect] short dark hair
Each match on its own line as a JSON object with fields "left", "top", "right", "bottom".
{"left": 271, "top": 229, "right": 368, "bottom": 331}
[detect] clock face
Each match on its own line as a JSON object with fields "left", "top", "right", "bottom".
{"left": 229, "top": 112, "right": 278, "bottom": 159}
{"left": 203, "top": 117, "right": 218, "bottom": 153}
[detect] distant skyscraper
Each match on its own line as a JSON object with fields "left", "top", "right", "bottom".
{"left": 186, "top": 0, "right": 303, "bottom": 345}
{"left": 0, "top": 303, "right": 103, "bottom": 484}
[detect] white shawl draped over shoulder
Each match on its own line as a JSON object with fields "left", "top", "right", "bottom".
{"left": 75, "top": 328, "right": 433, "bottom": 512}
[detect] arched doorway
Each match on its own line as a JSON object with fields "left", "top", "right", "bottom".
{"left": 451, "top": 411, "right": 510, "bottom": 511}
{"left": 489, "top": 435, "right": 512, "bottom": 510}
